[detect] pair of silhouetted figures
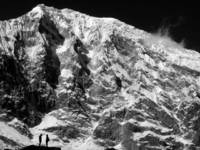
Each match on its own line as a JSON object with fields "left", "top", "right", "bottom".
{"left": 39, "top": 134, "right": 50, "bottom": 147}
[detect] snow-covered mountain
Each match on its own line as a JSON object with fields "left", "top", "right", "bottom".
{"left": 0, "top": 4, "right": 200, "bottom": 150}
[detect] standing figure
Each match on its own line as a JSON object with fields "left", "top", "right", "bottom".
{"left": 46, "top": 134, "right": 50, "bottom": 147}
{"left": 115, "top": 76, "right": 122, "bottom": 91}
{"left": 39, "top": 134, "right": 42, "bottom": 146}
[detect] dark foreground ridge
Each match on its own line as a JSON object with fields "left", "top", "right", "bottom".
{"left": 19, "top": 145, "right": 61, "bottom": 150}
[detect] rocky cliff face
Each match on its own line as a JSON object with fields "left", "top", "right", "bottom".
{"left": 1, "top": 4, "right": 200, "bottom": 150}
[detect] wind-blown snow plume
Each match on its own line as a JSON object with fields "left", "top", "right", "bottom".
{"left": 153, "top": 16, "right": 186, "bottom": 48}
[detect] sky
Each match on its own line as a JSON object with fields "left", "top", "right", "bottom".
{"left": 0, "top": 0, "right": 199, "bottom": 51}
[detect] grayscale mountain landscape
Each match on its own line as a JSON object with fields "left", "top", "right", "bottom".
{"left": 0, "top": 4, "right": 200, "bottom": 150}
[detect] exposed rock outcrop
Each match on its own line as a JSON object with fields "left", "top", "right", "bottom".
{"left": 1, "top": 4, "right": 200, "bottom": 150}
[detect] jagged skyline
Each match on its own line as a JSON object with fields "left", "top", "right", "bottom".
{"left": 0, "top": 0, "right": 199, "bottom": 51}
{"left": 1, "top": 4, "right": 200, "bottom": 149}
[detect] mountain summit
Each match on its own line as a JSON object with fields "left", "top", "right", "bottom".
{"left": 0, "top": 4, "right": 200, "bottom": 150}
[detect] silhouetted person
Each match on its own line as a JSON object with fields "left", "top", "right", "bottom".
{"left": 46, "top": 134, "right": 50, "bottom": 147}
{"left": 115, "top": 76, "right": 122, "bottom": 91}
{"left": 39, "top": 134, "right": 42, "bottom": 146}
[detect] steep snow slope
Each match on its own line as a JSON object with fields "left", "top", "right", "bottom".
{"left": 0, "top": 4, "right": 200, "bottom": 150}
{"left": 0, "top": 119, "right": 32, "bottom": 149}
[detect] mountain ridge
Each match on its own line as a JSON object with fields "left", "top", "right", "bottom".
{"left": 0, "top": 4, "right": 200, "bottom": 150}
